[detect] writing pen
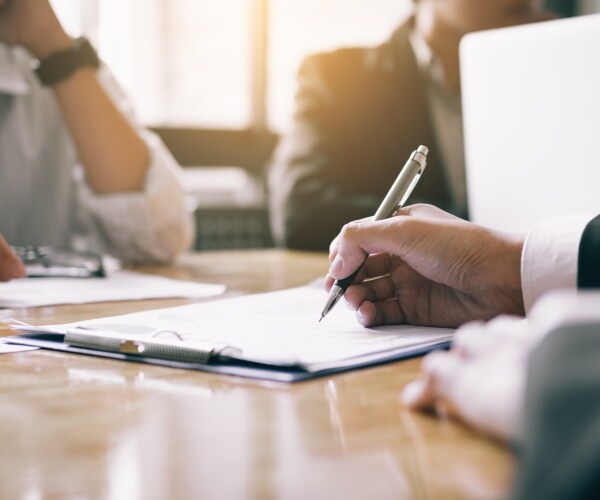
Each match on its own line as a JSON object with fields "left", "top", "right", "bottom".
{"left": 319, "top": 145, "right": 429, "bottom": 322}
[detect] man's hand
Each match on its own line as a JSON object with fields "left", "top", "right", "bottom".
{"left": 0, "top": 234, "right": 25, "bottom": 281}
{"left": 325, "top": 204, "right": 525, "bottom": 328}
{"left": 402, "top": 316, "right": 538, "bottom": 442}
{"left": 0, "top": 0, "right": 72, "bottom": 59}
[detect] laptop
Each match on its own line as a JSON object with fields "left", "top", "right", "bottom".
{"left": 460, "top": 14, "right": 600, "bottom": 233}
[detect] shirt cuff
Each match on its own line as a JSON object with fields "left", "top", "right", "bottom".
{"left": 521, "top": 215, "right": 593, "bottom": 313}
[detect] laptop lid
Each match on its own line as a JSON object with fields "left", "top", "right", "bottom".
{"left": 460, "top": 14, "right": 600, "bottom": 233}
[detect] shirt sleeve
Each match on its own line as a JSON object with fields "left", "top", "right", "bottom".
{"left": 521, "top": 215, "right": 593, "bottom": 313}
{"left": 74, "top": 64, "right": 194, "bottom": 264}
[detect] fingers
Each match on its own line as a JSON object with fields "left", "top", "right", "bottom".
{"left": 454, "top": 316, "right": 532, "bottom": 359}
{"left": 328, "top": 216, "right": 373, "bottom": 262}
{"left": 359, "top": 252, "right": 393, "bottom": 281}
{"left": 329, "top": 220, "right": 373, "bottom": 279}
{"left": 326, "top": 213, "right": 455, "bottom": 285}
{"left": 324, "top": 252, "right": 393, "bottom": 292}
{"left": 327, "top": 205, "right": 463, "bottom": 284}
{"left": 355, "top": 299, "right": 406, "bottom": 326}
{"left": 402, "top": 350, "right": 461, "bottom": 410}
{"left": 403, "top": 347, "right": 524, "bottom": 441}
{"left": 344, "top": 274, "right": 395, "bottom": 308}
{"left": 328, "top": 218, "right": 411, "bottom": 281}
{"left": 341, "top": 258, "right": 425, "bottom": 326}
{"left": 0, "top": 234, "right": 25, "bottom": 281}
{"left": 329, "top": 236, "right": 339, "bottom": 263}
{"left": 324, "top": 206, "right": 476, "bottom": 324}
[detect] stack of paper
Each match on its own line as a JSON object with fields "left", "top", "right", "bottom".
{"left": 0, "top": 270, "right": 226, "bottom": 308}
{"left": 7, "top": 286, "right": 454, "bottom": 381}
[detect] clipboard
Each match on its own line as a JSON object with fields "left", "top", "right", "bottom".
{"left": 6, "top": 330, "right": 450, "bottom": 383}
{"left": 5, "top": 286, "right": 454, "bottom": 383}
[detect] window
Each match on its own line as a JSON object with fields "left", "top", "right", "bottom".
{"left": 48, "top": 0, "right": 589, "bottom": 250}
{"left": 51, "top": 0, "right": 411, "bottom": 132}
{"left": 52, "top": 1, "right": 600, "bottom": 133}
{"left": 268, "top": 1, "right": 411, "bottom": 131}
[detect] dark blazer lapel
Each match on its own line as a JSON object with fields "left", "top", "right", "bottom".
{"left": 385, "top": 20, "right": 451, "bottom": 204}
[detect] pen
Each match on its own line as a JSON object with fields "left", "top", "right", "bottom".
{"left": 319, "top": 145, "right": 429, "bottom": 322}
{"left": 64, "top": 327, "right": 243, "bottom": 363}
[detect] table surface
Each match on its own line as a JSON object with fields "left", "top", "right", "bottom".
{"left": 0, "top": 250, "right": 513, "bottom": 500}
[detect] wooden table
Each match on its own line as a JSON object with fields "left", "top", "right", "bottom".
{"left": 0, "top": 250, "right": 513, "bottom": 499}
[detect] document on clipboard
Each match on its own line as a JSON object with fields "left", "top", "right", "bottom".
{"left": 6, "top": 286, "right": 454, "bottom": 382}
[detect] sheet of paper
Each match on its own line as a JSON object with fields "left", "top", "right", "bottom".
{"left": 0, "top": 271, "right": 226, "bottom": 308}
{"left": 0, "top": 340, "right": 38, "bottom": 354}
{"left": 36, "top": 286, "right": 453, "bottom": 369}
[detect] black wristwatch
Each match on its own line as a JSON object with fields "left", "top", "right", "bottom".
{"left": 34, "top": 37, "right": 100, "bottom": 86}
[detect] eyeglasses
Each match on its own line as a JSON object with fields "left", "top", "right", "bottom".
{"left": 11, "top": 246, "right": 106, "bottom": 278}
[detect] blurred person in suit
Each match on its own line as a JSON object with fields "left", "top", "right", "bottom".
{"left": 0, "top": 0, "right": 194, "bottom": 281}
{"left": 268, "top": 0, "right": 553, "bottom": 250}
{"left": 402, "top": 294, "right": 600, "bottom": 500}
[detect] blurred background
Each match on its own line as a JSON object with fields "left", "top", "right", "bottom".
{"left": 50, "top": 0, "right": 599, "bottom": 250}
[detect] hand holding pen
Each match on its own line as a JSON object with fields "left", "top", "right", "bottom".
{"left": 319, "top": 145, "right": 429, "bottom": 321}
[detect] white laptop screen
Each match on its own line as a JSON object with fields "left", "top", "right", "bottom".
{"left": 460, "top": 14, "right": 600, "bottom": 233}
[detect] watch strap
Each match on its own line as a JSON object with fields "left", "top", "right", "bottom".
{"left": 34, "top": 37, "right": 100, "bottom": 86}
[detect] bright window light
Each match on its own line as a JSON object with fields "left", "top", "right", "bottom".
{"left": 268, "top": 0, "right": 411, "bottom": 131}
{"left": 50, "top": 0, "right": 412, "bottom": 131}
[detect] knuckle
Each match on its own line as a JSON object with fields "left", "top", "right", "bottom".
{"left": 339, "top": 221, "right": 362, "bottom": 241}
{"left": 410, "top": 202, "right": 430, "bottom": 212}
{"left": 400, "top": 203, "right": 428, "bottom": 216}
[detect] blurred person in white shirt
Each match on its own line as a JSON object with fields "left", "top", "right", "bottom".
{"left": 0, "top": 0, "right": 194, "bottom": 281}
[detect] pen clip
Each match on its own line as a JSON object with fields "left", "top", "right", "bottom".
{"left": 396, "top": 168, "right": 424, "bottom": 209}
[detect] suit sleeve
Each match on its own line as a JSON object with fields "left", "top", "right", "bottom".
{"left": 578, "top": 214, "right": 600, "bottom": 288}
{"left": 512, "top": 322, "right": 600, "bottom": 500}
{"left": 267, "top": 55, "right": 380, "bottom": 251}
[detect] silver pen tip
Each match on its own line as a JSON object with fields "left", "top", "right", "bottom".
{"left": 318, "top": 314, "right": 324, "bottom": 323}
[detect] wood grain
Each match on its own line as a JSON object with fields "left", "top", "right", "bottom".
{"left": 0, "top": 250, "right": 513, "bottom": 499}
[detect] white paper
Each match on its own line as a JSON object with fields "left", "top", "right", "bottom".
{"left": 34, "top": 286, "right": 453, "bottom": 370}
{"left": 0, "top": 270, "right": 226, "bottom": 308}
{"left": 0, "top": 340, "right": 38, "bottom": 354}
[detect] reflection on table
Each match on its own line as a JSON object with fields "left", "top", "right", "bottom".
{"left": 0, "top": 250, "right": 513, "bottom": 499}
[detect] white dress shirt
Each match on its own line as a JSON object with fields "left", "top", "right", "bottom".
{"left": 409, "top": 26, "right": 467, "bottom": 215}
{"left": 521, "top": 214, "right": 594, "bottom": 312}
{"left": 0, "top": 45, "right": 194, "bottom": 264}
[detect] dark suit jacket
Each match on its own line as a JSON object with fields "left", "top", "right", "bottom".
{"left": 578, "top": 214, "right": 600, "bottom": 288}
{"left": 512, "top": 214, "right": 600, "bottom": 499}
{"left": 513, "top": 322, "right": 600, "bottom": 500}
{"left": 268, "top": 17, "right": 453, "bottom": 251}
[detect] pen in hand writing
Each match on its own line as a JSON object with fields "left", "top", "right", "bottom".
{"left": 318, "top": 145, "right": 429, "bottom": 322}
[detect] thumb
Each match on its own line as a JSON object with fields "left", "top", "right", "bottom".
{"left": 329, "top": 220, "right": 375, "bottom": 279}
{"left": 330, "top": 216, "right": 424, "bottom": 279}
